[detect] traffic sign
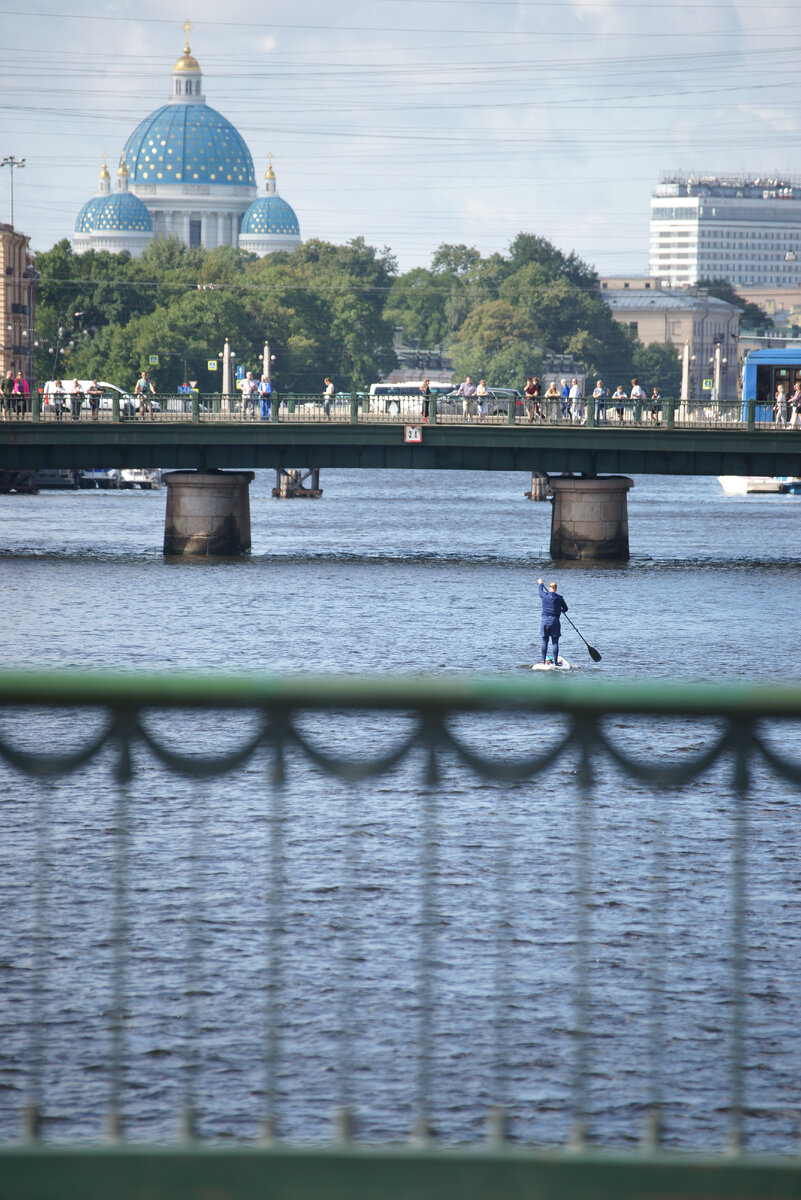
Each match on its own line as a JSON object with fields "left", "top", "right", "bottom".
{"left": 236, "top": 364, "right": 245, "bottom": 380}
{"left": 702, "top": 378, "right": 713, "bottom": 391}
{"left": 148, "top": 354, "right": 159, "bottom": 366}
{"left": 207, "top": 360, "right": 218, "bottom": 371}
{"left": 404, "top": 425, "right": 423, "bottom": 444}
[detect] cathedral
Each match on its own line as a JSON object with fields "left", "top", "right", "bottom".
{"left": 73, "top": 23, "right": 301, "bottom": 258}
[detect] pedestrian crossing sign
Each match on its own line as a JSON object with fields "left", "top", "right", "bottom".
{"left": 207, "top": 360, "right": 218, "bottom": 371}
{"left": 702, "top": 378, "right": 713, "bottom": 390}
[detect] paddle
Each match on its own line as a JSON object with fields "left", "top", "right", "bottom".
{"left": 563, "top": 612, "right": 602, "bottom": 663}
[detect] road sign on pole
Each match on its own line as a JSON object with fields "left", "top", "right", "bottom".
{"left": 207, "top": 360, "right": 218, "bottom": 371}
{"left": 149, "top": 354, "right": 159, "bottom": 366}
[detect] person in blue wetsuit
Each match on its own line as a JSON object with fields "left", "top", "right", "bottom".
{"left": 538, "top": 577, "right": 568, "bottom": 664}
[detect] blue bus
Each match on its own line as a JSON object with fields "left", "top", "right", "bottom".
{"left": 741, "top": 348, "right": 801, "bottom": 419}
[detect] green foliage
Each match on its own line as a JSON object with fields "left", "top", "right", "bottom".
{"left": 632, "top": 342, "right": 682, "bottom": 397}
{"left": 33, "top": 234, "right": 398, "bottom": 392}
{"left": 698, "top": 277, "right": 773, "bottom": 329}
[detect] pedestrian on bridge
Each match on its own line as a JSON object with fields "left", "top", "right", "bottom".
{"left": 1, "top": 371, "right": 13, "bottom": 420}
{"left": 455, "top": 375, "right": 477, "bottom": 421}
{"left": 259, "top": 375, "right": 272, "bottom": 420}
{"left": 593, "top": 379, "right": 606, "bottom": 422}
{"left": 789, "top": 385, "right": 801, "bottom": 429}
{"left": 560, "top": 379, "right": 570, "bottom": 420}
{"left": 611, "top": 385, "right": 627, "bottom": 421}
{"left": 70, "top": 380, "right": 84, "bottom": 422}
{"left": 537, "top": 578, "right": 568, "bottom": 666}
{"left": 134, "top": 371, "right": 155, "bottom": 420}
{"left": 241, "top": 371, "right": 258, "bottom": 421}
{"left": 775, "top": 385, "right": 788, "bottom": 427}
{"left": 323, "top": 377, "right": 334, "bottom": 420}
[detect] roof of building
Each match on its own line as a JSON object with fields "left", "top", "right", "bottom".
{"left": 88, "top": 192, "right": 153, "bottom": 234}
{"left": 122, "top": 102, "right": 255, "bottom": 187}
{"left": 240, "top": 195, "right": 300, "bottom": 237}
{"left": 602, "top": 289, "right": 740, "bottom": 313}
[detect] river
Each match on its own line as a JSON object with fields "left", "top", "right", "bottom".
{"left": 1, "top": 471, "right": 800, "bottom": 1150}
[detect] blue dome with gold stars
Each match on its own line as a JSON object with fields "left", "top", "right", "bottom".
{"left": 91, "top": 192, "right": 153, "bottom": 233}
{"left": 240, "top": 195, "right": 300, "bottom": 236}
{"left": 122, "top": 103, "right": 255, "bottom": 187}
{"left": 74, "top": 197, "right": 103, "bottom": 234}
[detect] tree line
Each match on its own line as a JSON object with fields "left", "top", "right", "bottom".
{"left": 33, "top": 232, "right": 700, "bottom": 396}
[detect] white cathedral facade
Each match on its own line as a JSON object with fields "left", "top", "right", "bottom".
{"left": 74, "top": 26, "right": 301, "bottom": 258}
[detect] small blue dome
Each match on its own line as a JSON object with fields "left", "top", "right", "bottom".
{"left": 122, "top": 103, "right": 255, "bottom": 187}
{"left": 90, "top": 192, "right": 153, "bottom": 233}
{"left": 240, "top": 195, "right": 300, "bottom": 237}
{"left": 75, "top": 197, "right": 103, "bottom": 234}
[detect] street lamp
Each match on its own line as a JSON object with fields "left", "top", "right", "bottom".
{"left": 218, "top": 337, "right": 236, "bottom": 403}
{"left": 0, "top": 156, "right": 26, "bottom": 228}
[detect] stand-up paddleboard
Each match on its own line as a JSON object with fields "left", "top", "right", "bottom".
{"left": 531, "top": 657, "right": 573, "bottom": 671}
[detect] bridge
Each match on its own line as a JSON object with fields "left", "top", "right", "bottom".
{"left": 1, "top": 401, "right": 800, "bottom": 478}
{"left": 2, "top": 400, "right": 799, "bottom": 558}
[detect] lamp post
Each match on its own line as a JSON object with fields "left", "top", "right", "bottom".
{"left": 680, "top": 342, "right": 690, "bottom": 402}
{"left": 259, "top": 340, "right": 276, "bottom": 383}
{"left": 218, "top": 337, "right": 236, "bottom": 411}
{"left": 0, "top": 156, "right": 26, "bottom": 228}
{"left": 710, "top": 338, "right": 723, "bottom": 406}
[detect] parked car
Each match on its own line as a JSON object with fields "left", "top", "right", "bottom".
{"left": 41, "top": 380, "right": 161, "bottom": 416}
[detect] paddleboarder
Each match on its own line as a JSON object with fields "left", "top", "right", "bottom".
{"left": 538, "top": 577, "right": 568, "bottom": 665}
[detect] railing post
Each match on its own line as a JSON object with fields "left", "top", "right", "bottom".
{"left": 288, "top": 395, "right": 295, "bottom": 416}
{"left": 634, "top": 397, "right": 642, "bottom": 425}
{"left": 585, "top": 396, "right": 595, "bottom": 427}
{"left": 32, "top": 392, "right": 40, "bottom": 423}
{"left": 112, "top": 395, "right": 120, "bottom": 423}
{"left": 350, "top": 391, "right": 358, "bottom": 424}
{"left": 664, "top": 397, "right": 674, "bottom": 429}
{"left": 270, "top": 391, "right": 279, "bottom": 422}
{"left": 429, "top": 393, "right": 437, "bottom": 425}
{"left": 746, "top": 397, "right": 756, "bottom": 431}
{"left": 507, "top": 395, "right": 516, "bottom": 426}
{"left": 191, "top": 394, "right": 200, "bottom": 424}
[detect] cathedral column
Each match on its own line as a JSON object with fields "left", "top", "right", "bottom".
{"left": 206, "top": 212, "right": 218, "bottom": 249}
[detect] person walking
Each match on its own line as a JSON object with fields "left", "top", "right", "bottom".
{"left": 650, "top": 386, "right": 661, "bottom": 423}
{"left": 70, "top": 379, "right": 84, "bottom": 421}
{"left": 51, "top": 379, "right": 65, "bottom": 421}
{"left": 630, "top": 378, "right": 646, "bottom": 418}
{"left": 455, "top": 375, "right": 477, "bottom": 422}
{"left": 420, "top": 377, "right": 431, "bottom": 422}
{"left": 241, "top": 371, "right": 258, "bottom": 421}
{"left": 789, "top": 384, "right": 801, "bottom": 429}
{"left": 559, "top": 378, "right": 570, "bottom": 420}
{"left": 13, "top": 371, "right": 29, "bottom": 416}
{"left": 323, "top": 377, "right": 334, "bottom": 420}
{"left": 568, "top": 377, "right": 582, "bottom": 423}
{"left": 525, "top": 376, "right": 542, "bottom": 422}
{"left": 0, "top": 371, "right": 13, "bottom": 420}
{"left": 134, "top": 370, "right": 155, "bottom": 420}
{"left": 475, "top": 379, "right": 489, "bottom": 420}
{"left": 259, "top": 374, "right": 272, "bottom": 420}
{"left": 86, "top": 379, "right": 102, "bottom": 421}
{"left": 537, "top": 577, "right": 568, "bottom": 666}
{"left": 592, "top": 379, "right": 605, "bottom": 423}
{"left": 775, "top": 384, "right": 788, "bottom": 427}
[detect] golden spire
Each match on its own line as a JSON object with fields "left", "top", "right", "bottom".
{"left": 265, "top": 153, "right": 275, "bottom": 181}
{"left": 100, "top": 153, "right": 110, "bottom": 181}
{"left": 117, "top": 155, "right": 128, "bottom": 177}
{"left": 174, "top": 19, "right": 201, "bottom": 73}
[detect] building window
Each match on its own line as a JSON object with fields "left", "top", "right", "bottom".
{"left": 189, "top": 219, "right": 202, "bottom": 247}
{"left": 629, "top": 322, "right": 638, "bottom": 333}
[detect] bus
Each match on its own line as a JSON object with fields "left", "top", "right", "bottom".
{"left": 741, "top": 348, "right": 801, "bottom": 419}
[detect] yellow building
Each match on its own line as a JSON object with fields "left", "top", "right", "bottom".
{"left": 599, "top": 276, "right": 740, "bottom": 400}
{"left": 0, "top": 223, "right": 36, "bottom": 384}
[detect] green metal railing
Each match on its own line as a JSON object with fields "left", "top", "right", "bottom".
{"left": 15, "top": 394, "right": 794, "bottom": 429}
{"left": 1, "top": 671, "right": 801, "bottom": 1200}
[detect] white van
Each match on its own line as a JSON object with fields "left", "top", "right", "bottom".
{"left": 42, "top": 380, "right": 159, "bottom": 416}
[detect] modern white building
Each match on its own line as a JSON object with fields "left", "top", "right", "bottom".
{"left": 73, "top": 26, "right": 301, "bottom": 258}
{"left": 650, "top": 175, "right": 801, "bottom": 289}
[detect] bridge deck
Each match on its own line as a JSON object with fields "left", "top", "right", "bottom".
{"left": 2, "top": 417, "right": 801, "bottom": 477}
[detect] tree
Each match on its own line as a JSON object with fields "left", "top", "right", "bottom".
{"left": 698, "top": 277, "right": 773, "bottom": 329}
{"left": 632, "top": 342, "right": 682, "bottom": 398}
{"left": 383, "top": 268, "right": 450, "bottom": 346}
{"left": 507, "top": 233, "right": 597, "bottom": 290}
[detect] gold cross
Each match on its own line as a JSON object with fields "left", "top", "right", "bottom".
{"left": 182, "top": 18, "right": 193, "bottom": 50}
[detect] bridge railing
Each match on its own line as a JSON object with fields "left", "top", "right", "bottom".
{"left": 1, "top": 671, "right": 801, "bottom": 1199}
{"left": 14, "top": 394, "right": 791, "bottom": 429}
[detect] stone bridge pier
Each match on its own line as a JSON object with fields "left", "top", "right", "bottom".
{"left": 163, "top": 470, "right": 254, "bottom": 556}
{"left": 549, "top": 475, "right": 634, "bottom": 561}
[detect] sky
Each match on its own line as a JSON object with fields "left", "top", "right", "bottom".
{"left": 2, "top": 0, "right": 800, "bottom": 275}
